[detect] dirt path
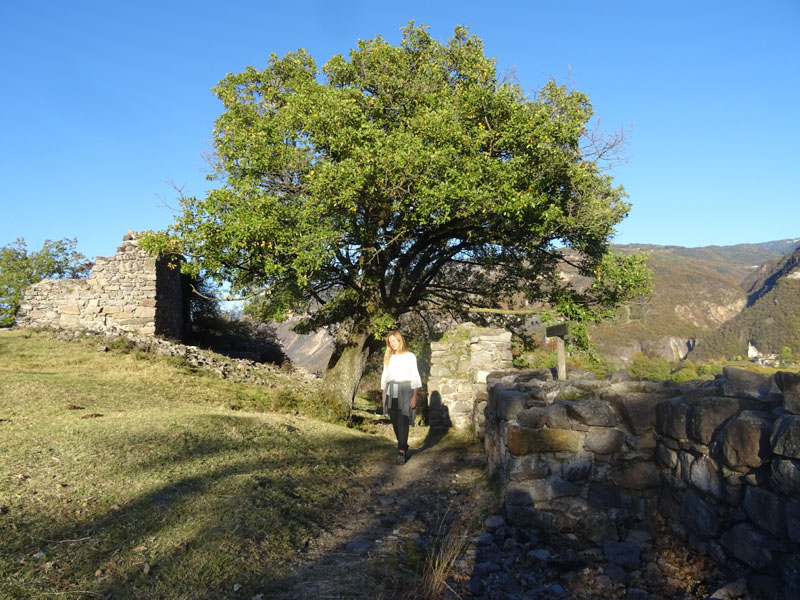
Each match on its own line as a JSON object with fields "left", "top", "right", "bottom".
{"left": 269, "top": 424, "right": 490, "bottom": 599}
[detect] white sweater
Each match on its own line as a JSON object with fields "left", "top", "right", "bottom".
{"left": 381, "top": 352, "right": 422, "bottom": 391}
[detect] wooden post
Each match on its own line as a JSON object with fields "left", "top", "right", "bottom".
{"left": 545, "top": 323, "right": 569, "bottom": 381}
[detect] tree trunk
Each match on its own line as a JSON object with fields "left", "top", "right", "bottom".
{"left": 321, "top": 320, "right": 372, "bottom": 414}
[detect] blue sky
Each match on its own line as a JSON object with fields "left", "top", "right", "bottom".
{"left": 1, "top": 0, "right": 798, "bottom": 261}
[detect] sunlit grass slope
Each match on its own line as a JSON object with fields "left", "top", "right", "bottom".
{"left": 0, "top": 329, "right": 391, "bottom": 599}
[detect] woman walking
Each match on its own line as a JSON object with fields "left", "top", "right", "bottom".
{"left": 381, "top": 330, "right": 422, "bottom": 465}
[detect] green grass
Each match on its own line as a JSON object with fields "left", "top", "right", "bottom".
{"left": 0, "top": 329, "right": 392, "bottom": 599}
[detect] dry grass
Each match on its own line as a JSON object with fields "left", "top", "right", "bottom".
{"left": 0, "top": 329, "right": 392, "bottom": 599}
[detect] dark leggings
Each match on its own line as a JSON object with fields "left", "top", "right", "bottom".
{"left": 389, "top": 397, "right": 409, "bottom": 452}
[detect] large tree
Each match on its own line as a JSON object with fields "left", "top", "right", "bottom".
{"left": 143, "top": 24, "right": 650, "bottom": 408}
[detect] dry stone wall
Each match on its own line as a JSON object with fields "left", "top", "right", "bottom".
{"left": 16, "top": 231, "right": 185, "bottom": 339}
{"left": 426, "top": 323, "right": 513, "bottom": 430}
{"left": 483, "top": 365, "right": 800, "bottom": 599}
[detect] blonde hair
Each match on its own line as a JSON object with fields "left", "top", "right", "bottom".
{"left": 383, "top": 330, "right": 408, "bottom": 366}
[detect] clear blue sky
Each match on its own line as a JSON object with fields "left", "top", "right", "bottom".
{"left": 1, "top": 0, "right": 798, "bottom": 261}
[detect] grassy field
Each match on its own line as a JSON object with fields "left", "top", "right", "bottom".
{"left": 0, "top": 329, "right": 393, "bottom": 599}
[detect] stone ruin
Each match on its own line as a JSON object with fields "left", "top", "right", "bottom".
{"left": 15, "top": 231, "right": 186, "bottom": 339}
{"left": 482, "top": 366, "right": 800, "bottom": 598}
{"left": 426, "top": 322, "right": 514, "bottom": 430}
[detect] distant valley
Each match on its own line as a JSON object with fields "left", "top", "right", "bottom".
{"left": 590, "top": 237, "right": 800, "bottom": 365}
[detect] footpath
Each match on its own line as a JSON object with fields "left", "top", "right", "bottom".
{"left": 269, "top": 421, "right": 740, "bottom": 600}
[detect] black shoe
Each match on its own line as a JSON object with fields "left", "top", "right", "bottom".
{"left": 396, "top": 452, "right": 406, "bottom": 465}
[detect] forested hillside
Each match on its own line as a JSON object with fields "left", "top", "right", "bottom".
{"left": 589, "top": 239, "right": 800, "bottom": 364}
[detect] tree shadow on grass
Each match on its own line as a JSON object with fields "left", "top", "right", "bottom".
{"left": 1, "top": 412, "right": 398, "bottom": 599}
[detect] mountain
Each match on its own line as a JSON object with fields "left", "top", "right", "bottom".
{"left": 589, "top": 238, "right": 800, "bottom": 364}
{"left": 689, "top": 244, "right": 800, "bottom": 361}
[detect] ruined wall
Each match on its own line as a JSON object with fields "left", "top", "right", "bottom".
{"left": 427, "top": 323, "right": 513, "bottom": 430}
{"left": 484, "top": 366, "right": 800, "bottom": 598}
{"left": 16, "top": 231, "right": 185, "bottom": 339}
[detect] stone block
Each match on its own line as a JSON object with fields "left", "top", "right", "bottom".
{"left": 772, "top": 414, "right": 800, "bottom": 459}
{"left": 57, "top": 304, "right": 80, "bottom": 314}
{"left": 787, "top": 500, "right": 800, "bottom": 544}
{"left": 493, "top": 389, "right": 530, "bottom": 421}
{"left": 679, "top": 489, "right": 719, "bottom": 538}
{"left": 771, "top": 458, "right": 800, "bottom": 497}
{"left": 619, "top": 461, "right": 661, "bottom": 490}
{"left": 603, "top": 540, "right": 642, "bottom": 570}
{"left": 744, "top": 486, "right": 787, "bottom": 537}
{"left": 606, "top": 392, "right": 660, "bottom": 434}
{"left": 587, "top": 482, "right": 625, "bottom": 509}
{"left": 562, "top": 398, "right": 618, "bottom": 427}
{"left": 776, "top": 371, "right": 800, "bottom": 414}
{"left": 689, "top": 455, "right": 724, "bottom": 500}
{"left": 518, "top": 406, "right": 547, "bottom": 428}
{"left": 584, "top": 428, "right": 625, "bottom": 454}
{"left": 687, "top": 397, "right": 742, "bottom": 444}
{"left": 505, "top": 454, "right": 553, "bottom": 480}
{"left": 721, "top": 523, "right": 777, "bottom": 570}
{"left": 656, "top": 442, "right": 678, "bottom": 469}
{"left": 506, "top": 423, "right": 581, "bottom": 455}
{"left": 562, "top": 458, "right": 592, "bottom": 482}
{"left": 721, "top": 410, "right": 773, "bottom": 470}
{"left": 722, "top": 366, "right": 772, "bottom": 400}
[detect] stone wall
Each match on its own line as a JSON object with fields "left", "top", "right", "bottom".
{"left": 427, "top": 323, "right": 513, "bottom": 430}
{"left": 15, "top": 231, "right": 186, "bottom": 339}
{"left": 484, "top": 366, "right": 800, "bottom": 598}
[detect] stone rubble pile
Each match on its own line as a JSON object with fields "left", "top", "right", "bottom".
{"left": 52, "top": 327, "right": 316, "bottom": 387}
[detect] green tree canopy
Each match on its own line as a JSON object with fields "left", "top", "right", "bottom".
{"left": 143, "top": 23, "right": 651, "bottom": 407}
{"left": 0, "top": 237, "right": 88, "bottom": 326}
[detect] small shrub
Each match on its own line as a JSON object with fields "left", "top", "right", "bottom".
{"left": 671, "top": 367, "right": 699, "bottom": 383}
{"left": 627, "top": 352, "right": 670, "bottom": 381}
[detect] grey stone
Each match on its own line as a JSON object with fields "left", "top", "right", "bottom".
{"left": 609, "top": 369, "right": 633, "bottom": 382}
{"left": 687, "top": 397, "right": 741, "bottom": 444}
{"left": 770, "top": 458, "right": 800, "bottom": 497}
{"left": 781, "top": 552, "right": 800, "bottom": 595}
{"left": 562, "top": 398, "right": 618, "bottom": 426}
{"left": 776, "top": 371, "right": 800, "bottom": 414}
{"left": 721, "top": 410, "right": 774, "bottom": 470}
{"left": 689, "top": 455, "right": 725, "bottom": 500}
{"left": 345, "top": 539, "right": 372, "bottom": 554}
{"left": 656, "top": 396, "right": 688, "bottom": 440}
{"left": 679, "top": 489, "right": 719, "bottom": 538}
{"left": 561, "top": 458, "right": 592, "bottom": 482}
{"left": 721, "top": 523, "right": 777, "bottom": 570}
{"left": 604, "top": 561, "right": 628, "bottom": 582}
{"left": 605, "top": 392, "right": 661, "bottom": 434}
{"left": 772, "top": 414, "right": 800, "bottom": 459}
{"left": 625, "top": 431, "right": 657, "bottom": 450}
{"left": 656, "top": 442, "right": 678, "bottom": 469}
{"left": 603, "top": 540, "right": 642, "bottom": 570}
{"left": 505, "top": 454, "right": 554, "bottom": 481}
{"left": 580, "top": 512, "right": 618, "bottom": 545}
{"left": 587, "top": 483, "right": 624, "bottom": 509}
{"left": 494, "top": 388, "right": 530, "bottom": 421}
{"left": 743, "top": 486, "right": 787, "bottom": 537}
{"left": 708, "top": 578, "right": 748, "bottom": 600}
{"left": 584, "top": 428, "right": 626, "bottom": 454}
{"left": 620, "top": 461, "right": 661, "bottom": 490}
{"left": 786, "top": 500, "right": 800, "bottom": 544}
{"left": 484, "top": 515, "right": 506, "bottom": 532}
{"left": 722, "top": 366, "right": 772, "bottom": 400}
